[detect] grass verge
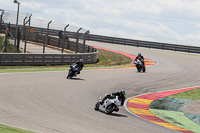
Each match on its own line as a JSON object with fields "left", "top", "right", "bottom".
{"left": 0, "top": 124, "right": 34, "bottom": 133}
{"left": 167, "top": 88, "right": 200, "bottom": 100}
{"left": 150, "top": 109, "right": 200, "bottom": 133}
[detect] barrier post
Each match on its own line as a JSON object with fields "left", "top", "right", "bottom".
{"left": 22, "top": 16, "right": 27, "bottom": 40}
{"left": 3, "top": 23, "right": 10, "bottom": 53}
{"left": 0, "top": 10, "right": 4, "bottom": 34}
{"left": 46, "top": 21, "right": 52, "bottom": 46}
{"left": 43, "top": 36, "right": 46, "bottom": 53}
{"left": 75, "top": 28, "right": 82, "bottom": 53}
{"left": 82, "top": 30, "right": 89, "bottom": 53}
{"left": 17, "top": 27, "right": 20, "bottom": 52}
{"left": 14, "top": 1, "right": 20, "bottom": 47}
{"left": 24, "top": 14, "right": 32, "bottom": 53}
{"left": 62, "top": 24, "right": 69, "bottom": 53}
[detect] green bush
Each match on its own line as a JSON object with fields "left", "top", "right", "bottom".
{"left": 0, "top": 36, "right": 19, "bottom": 53}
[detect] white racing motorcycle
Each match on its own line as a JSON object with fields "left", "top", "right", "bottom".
{"left": 94, "top": 96, "right": 121, "bottom": 114}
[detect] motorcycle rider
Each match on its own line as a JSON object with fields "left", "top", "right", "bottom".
{"left": 58, "top": 30, "right": 69, "bottom": 40}
{"left": 100, "top": 90, "right": 126, "bottom": 106}
{"left": 134, "top": 53, "right": 144, "bottom": 65}
{"left": 74, "top": 59, "right": 84, "bottom": 74}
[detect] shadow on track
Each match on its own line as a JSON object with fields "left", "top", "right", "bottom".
{"left": 102, "top": 112, "right": 127, "bottom": 117}
{"left": 66, "top": 77, "right": 85, "bottom": 81}
{"left": 135, "top": 71, "right": 146, "bottom": 73}
{"left": 107, "top": 113, "right": 127, "bottom": 118}
{"left": 94, "top": 109, "right": 127, "bottom": 117}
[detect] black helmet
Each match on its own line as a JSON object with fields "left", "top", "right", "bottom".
{"left": 121, "top": 90, "right": 125, "bottom": 95}
{"left": 138, "top": 53, "right": 141, "bottom": 56}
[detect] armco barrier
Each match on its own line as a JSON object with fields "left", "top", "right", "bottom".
{"left": 21, "top": 26, "right": 200, "bottom": 55}
{"left": 0, "top": 53, "right": 98, "bottom": 66}
{"left": 86, "top": 34, "right": 200, "bottom": 54}
{"left": 0, "top": 24, "right": 98, "bottom": 65}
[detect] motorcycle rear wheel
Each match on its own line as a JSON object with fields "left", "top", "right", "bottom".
{"left": 94, "top": 102, "right": 100, "bottom": 111}
{"left": 67, "top": 71, "right": 72, "bottom": 79}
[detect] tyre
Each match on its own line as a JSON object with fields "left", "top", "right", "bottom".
{"left": 136, "top": 65, "right": 140, "bottom": 72}
{"left": 143, "top": 66, "right": 146, "bottom": 72}
{"left": 137, "top": 66, "right": 141, "bottom": 72}
{"left": 115, "top": 108, "right": 119, "bottom": 112}
{"left": 67, "top": 71, "right": 72, "bottom": 79}
{"left": 94, "top": 102, "right": 99, "bottom": 111}
{"left": 105, "top": 104, "right": 115, "bottom": 114}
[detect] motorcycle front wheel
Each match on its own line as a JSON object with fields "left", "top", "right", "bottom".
{"left": 143, "top": 66, "right": 146, "bottom": 72}
{"left": 137, "top": 65, "right": 141, "bottom": 72}
{"left": 67, "top": 71, "right": 72, "bottom": 79}
{"left": 105, "top": 104, "right": 116, "bottom": 114}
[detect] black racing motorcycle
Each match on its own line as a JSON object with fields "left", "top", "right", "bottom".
{"left": 134, "top": 59, "right": 146, "bottom": 72}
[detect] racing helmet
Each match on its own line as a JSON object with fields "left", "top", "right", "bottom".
{"left": 79, "top": 59, "right": 84, "bottom": 62}
{"left": 138, "top": 53, "right": 141, "bottom": 56}
{"left": 121, "top": 90, "right": 125, "bottom": 95}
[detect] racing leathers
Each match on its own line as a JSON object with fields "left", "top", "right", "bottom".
{"left": 134, "top": 55, "right": 144, "bottom": 65}
{"left": 75, "top": 61, "right": 84, "bottom": 74}
{"left": 100, "top": 91, "right": 126, "bottom": 106}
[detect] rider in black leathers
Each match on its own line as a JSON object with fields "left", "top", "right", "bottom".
{"left": 100, "top": 90, "right": 126, "bottom": 106}
{"left": 74, "top": 59, "right": 84, "bottom": 74}
{"left": 134, "top": 53, "right": 144, "bottom": 65}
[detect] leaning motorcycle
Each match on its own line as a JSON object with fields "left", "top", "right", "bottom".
{"left": 94, "top": 96, "right": 121, "bottom": 114}
{"left": 67, "top": 64, "right": 79, "bottom": 79}
{"left": 135, "top": 59, "right": 146, "bottom": 72}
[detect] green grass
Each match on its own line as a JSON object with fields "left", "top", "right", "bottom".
{"left": 86, "top": 49, "right": 132, "bottom": 67}
{"left": 0, "top": 36, "right": 20, "bottom": 53}
{"left": 168, "top": 88, "right": 200, "bottom": 100}
{"left": 0, "top": 124, "right": 34, "bottom": 133}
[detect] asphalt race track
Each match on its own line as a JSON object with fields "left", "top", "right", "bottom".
{"left": 0, "top": 41, "right": 200, "bottom": 133}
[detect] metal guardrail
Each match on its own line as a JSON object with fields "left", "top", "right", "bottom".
{"left": 0, "top": 25, "right": 98, "bottom": 66}
{"left": 3, "top": 21, "right": 199, "bottom": 55}
{"left": 86, "top": 34, "right": 200, "bottom": 54}
{"left": 0, "top": 53, "right": 98, "bottom": 66}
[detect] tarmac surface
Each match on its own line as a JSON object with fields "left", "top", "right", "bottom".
{"left": 0, "top": 41, "right": 200, "bottom": 133}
